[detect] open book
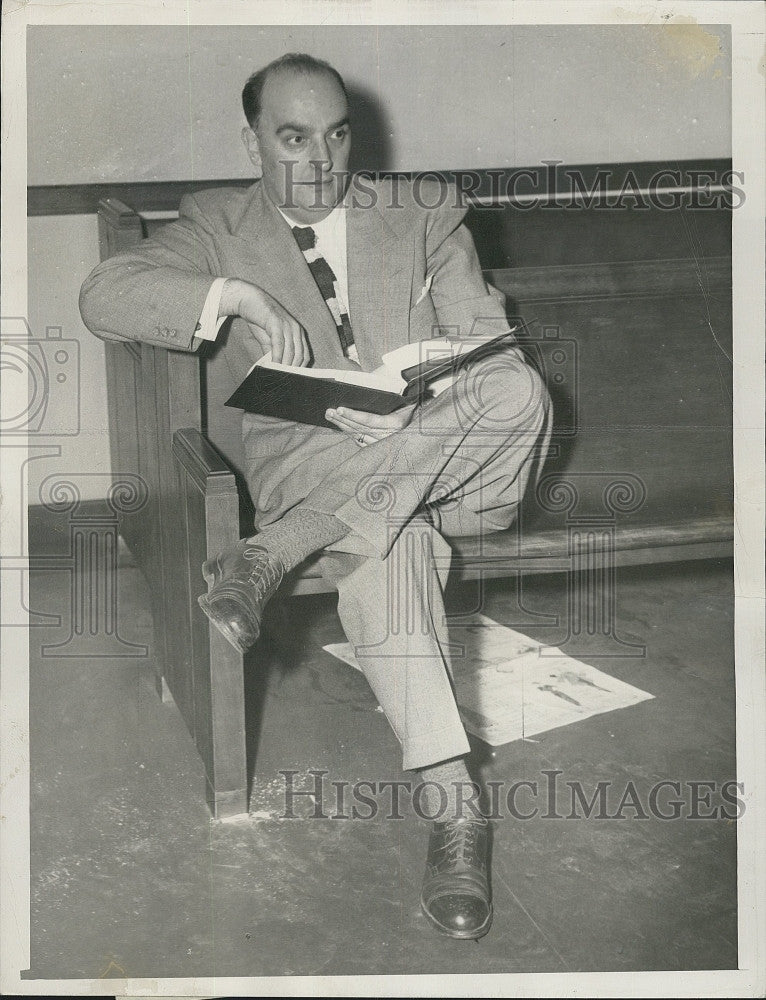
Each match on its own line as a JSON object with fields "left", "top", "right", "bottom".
{"left": 225, "top": 328, "right": 518, "bottom": 428}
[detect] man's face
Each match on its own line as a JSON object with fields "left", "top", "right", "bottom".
{"left": 244, "top": 69, "right": 351, "bottom": 224}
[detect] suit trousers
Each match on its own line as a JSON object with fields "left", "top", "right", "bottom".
{"left": 243, "top": 348, "right": 552, "bottom": 771}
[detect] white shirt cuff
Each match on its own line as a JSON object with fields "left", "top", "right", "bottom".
{"left": 193, "top": 277, "right": 229, "bottom": 343}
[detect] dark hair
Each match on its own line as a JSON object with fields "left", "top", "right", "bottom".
{"left": 242, "top": 53, "right": 348, "bottom": 128}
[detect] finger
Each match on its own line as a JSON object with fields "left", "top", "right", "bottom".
{"left": 270, "top": 326, "right": 286, "bottom": 364}
{"left": 330, "top": 418, "right": 387, "bottom": 441}
{"left": 325, "top": 412, "right": 373, "bottom": 438}
{"left": 279, "top": 322, "right": 295, "bottom": 366}
{"left": 332, "top": 407, "right": 390, "bottom": 430}
{"left": 286, "top": 323, "right": 304, "bottom": 367}
{"left": 298, "top": 329, "right": 310, "bottom": 367}
{"left": 333, "top": 406, "right": 405, "bottom": 431}
{"left": 326, "top": 407, "right": 369, "bottom": 429}
{"left": 247, "top": 325, "right": 272, "bottom": 358}
{"left": 325, "top": 410, "right": 360, "bottom": 433}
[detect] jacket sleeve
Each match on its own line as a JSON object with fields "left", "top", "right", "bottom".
{"left": 79, "top": 192, "right": 224, "bottom": 351}
{"left": 424, "top": 186, "right": 514, "bottom": 341}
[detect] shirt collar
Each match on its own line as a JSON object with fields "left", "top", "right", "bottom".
{"left": 277, "top": 202, "right": 345, "bottom": 239}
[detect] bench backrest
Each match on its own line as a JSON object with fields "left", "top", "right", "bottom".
{"left": 98, "top": 193, "right": 734, "bottom": 546}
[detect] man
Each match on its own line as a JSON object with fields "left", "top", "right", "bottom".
{"left": 79, "top": 53, "right": 551, "bottom": 941}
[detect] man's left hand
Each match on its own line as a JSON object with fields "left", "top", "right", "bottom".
{"left": 325, "top": 403, "right": 418, "bottom": 445}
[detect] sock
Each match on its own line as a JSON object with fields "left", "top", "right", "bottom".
{"left": 414, "top": 755, "right": 482, "bottom": 822}
{"left": 248, "top": 507, "right": 349, "bottom": 573}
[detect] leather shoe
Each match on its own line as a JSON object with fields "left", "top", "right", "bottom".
{"left": 198, "top": 539, "right": 284, "bottom": 653}
{"left": 420, "top": 816, "right": 492, "bottom": 939}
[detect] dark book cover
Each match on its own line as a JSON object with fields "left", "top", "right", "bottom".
{"left": 225, "top": 330, "right": 516, "bottom": 428}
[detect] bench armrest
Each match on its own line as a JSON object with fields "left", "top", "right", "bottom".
{"left": 173, "top": 427, "right": 238, "bottom": 488}
{"left": 172, "top": 427, "right": 241, "bottom": 558}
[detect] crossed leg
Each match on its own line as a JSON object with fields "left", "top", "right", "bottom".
{"left": 311, "top": 348, "right": 552, "bottom": 767}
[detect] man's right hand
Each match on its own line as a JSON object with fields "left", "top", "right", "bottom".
{"left": 219, "top": 277, "right": 310, "bottom": 366}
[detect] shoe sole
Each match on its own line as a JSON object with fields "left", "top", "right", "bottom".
{"left": 419, "top": 895, "right": 493, "bottom": 940}
{"left": 201, "top": 556, "right": 219, "bottom": 587}
{"left": 197, "top": 556, "right": 259, "bottom": 655}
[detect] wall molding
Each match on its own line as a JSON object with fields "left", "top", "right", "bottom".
{"left": 489, "top": 255, "right": 731, "bottom": 304}
{"left": 27, "top": 159, "right": 734, "bottom": 216}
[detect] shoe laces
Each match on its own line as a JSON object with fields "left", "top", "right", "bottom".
{"left": 438, "top": 819, "right": 483, "bottom": 868}
{"left": 242, "top": 545, "right": 283, "bottom": 593}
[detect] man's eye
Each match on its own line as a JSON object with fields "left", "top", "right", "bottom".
{"left": 331, "top": 128, "right": 349, "bottom": 141}
{"left": 285, "top": 135, "right": 304, "bottom": 146}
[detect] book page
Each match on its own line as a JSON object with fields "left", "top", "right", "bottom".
{"left": 381, "top": 328, "right": 519, "bottom": 371}
{"left": 255, "top": 352, "right": 405, "bottom": 393}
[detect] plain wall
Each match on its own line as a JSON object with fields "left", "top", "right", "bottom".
{"left": 25, "top": 23, "right": 731, "bottom": 501}
{"left": 28, "top": 23, "right": 731, "bottom": 184}
{"left": 25, "top": 215, "right": 110, "bottom": 503}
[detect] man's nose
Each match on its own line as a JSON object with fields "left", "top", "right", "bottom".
{"left": 309, "top": 139, "right": 333, "bottom": 173}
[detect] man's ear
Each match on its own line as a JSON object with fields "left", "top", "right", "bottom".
{"left": 241, "top": 126, "right": 262, "bottom": 172}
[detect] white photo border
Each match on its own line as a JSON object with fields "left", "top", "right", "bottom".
{"left": 2, "top": 1, "right": 763, "bottom": 996}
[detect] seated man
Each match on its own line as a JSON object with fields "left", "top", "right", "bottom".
{"left": 79, "top": 52, "right": 551, "bottom": 941}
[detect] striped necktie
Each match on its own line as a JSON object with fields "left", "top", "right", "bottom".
{"left": 292, "top": 225, "right": 356, "bottom": 359}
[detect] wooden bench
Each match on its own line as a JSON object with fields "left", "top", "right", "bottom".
{"left": 98, "top": 184, "right": 733, "bottom": 818}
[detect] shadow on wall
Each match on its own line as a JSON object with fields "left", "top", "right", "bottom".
{"left": 347, "top": 85, "right": 392, "bottom": 173}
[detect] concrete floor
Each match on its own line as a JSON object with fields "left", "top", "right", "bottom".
{"left": 27, "top": 553, "right": 737, "bottom": 979}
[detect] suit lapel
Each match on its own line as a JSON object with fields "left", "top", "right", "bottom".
{"left": 346, "top": 178, "right": 415, "bottom": 369}
{"left": 229, "top": 185, "right": 344, "bottom": 367}
{"left": 228, "top": 179, "right": 415, "bottom": 370}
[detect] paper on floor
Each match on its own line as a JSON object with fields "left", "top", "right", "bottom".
{"left": 322, "top": 613, "right": 654, "bottom": 746}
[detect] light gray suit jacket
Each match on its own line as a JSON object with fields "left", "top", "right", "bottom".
{"left": 80, "top": 175, "right": 517, "bottom": 521}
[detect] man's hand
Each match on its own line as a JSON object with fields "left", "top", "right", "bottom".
{"left": 221, "top": 277, "right": 310, "bottom": 366}
{"left": 325, "top": 403, "right": 418, "bottom": 445}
